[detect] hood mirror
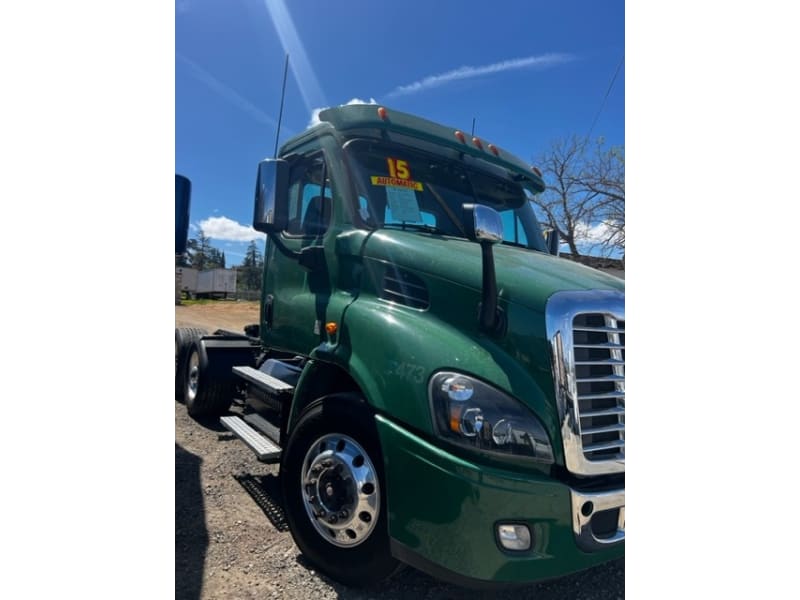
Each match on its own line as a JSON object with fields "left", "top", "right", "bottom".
{"left": 462, "top": 204, "right": 505, "bottom": 336}
{"left": 462, "top": 204, "right": 503, "bottom": 244}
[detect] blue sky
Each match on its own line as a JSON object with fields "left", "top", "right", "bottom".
{"left": 176, "top": 0, "right": 624, "bottom": 264}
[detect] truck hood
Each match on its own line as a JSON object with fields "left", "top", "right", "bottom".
{"left": 362, "top": 230, "right": 623, "bottom": 311}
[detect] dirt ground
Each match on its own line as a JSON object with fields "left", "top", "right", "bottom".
{"left": 174, "top": 300, "right": 261, "bottom": 333}
{"left": 174, "top": 300, "right": 624, "bottom": 599}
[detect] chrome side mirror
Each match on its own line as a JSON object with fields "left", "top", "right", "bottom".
{"left": 253, "top": 159, "right": 289, "bottom": 233}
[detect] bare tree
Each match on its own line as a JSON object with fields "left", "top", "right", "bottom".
{"left": 583, "top": 141, "right": 625, "bottom": 255}
{"left": 531, "top": 136, "right": 625, "bottom": 257}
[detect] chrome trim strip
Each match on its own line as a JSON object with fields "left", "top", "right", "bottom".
{"left": 570, "top": 488, "right": 625, "bottom": 551}
{"left": 546, "top": 289, "right": 625, "bottom": 476}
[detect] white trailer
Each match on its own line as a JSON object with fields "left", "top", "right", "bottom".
{"left": 176, "top": 267, "right": 199, "bottom": 295}
{"left": 196, "top": 268, "right": 237, "bottom": 298}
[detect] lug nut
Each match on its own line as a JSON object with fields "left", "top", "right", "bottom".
{"left": 338, "top": 510, "right": 349, "bottom": 519}
{"left": 327, "top": 514, "right": 338, "bottom": 524}
{"left": 317, "top": 509, "right": 327, "bottom": 518}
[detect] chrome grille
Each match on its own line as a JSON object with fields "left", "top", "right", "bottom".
{"left": 546, "top": 289, "right": 625, "bottom": 476}
{"left": 573, "top": 314, "right": 625, "bottom": 462}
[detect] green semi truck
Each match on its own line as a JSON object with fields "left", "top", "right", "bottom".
{"left": 175, "top": 104, "right": 624, "bottom": 588}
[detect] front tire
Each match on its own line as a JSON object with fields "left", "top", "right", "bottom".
{"left": 281, "top": 397, "right": 400, "bottom": 587}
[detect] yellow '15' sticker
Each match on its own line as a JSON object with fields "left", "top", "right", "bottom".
{"left": 387, "top": 158, "right": 410, "bottom": 179}
{"left": 370, "top": 157, "right": 423, "bottom": 190}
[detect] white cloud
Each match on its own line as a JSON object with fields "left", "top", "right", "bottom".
{"left": 308, "top": 97, "right": 378, "bottom": 127}
{"left": 575, "top": 220, "right": 616, "bottom": 244}
{"left": 386, "top": 53, "right": 575, "bottom": 98}
{"left": 573, "top": 220, "right": 625, "bottom": 259}
{"left": 198, "top": 216, "right": 262, "bottom": 242}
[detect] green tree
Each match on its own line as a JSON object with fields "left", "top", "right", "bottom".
{"left": 189, "top": 231, "right": 213, "bottom": 270}
{"left": 183, "top": 231, "right": 229, "bottom": 270}
{"left": 239, "top": 241, "right": 263, "bottom": 291}
{"left": 205, "top": 247, "right": 225, "bottom": 269}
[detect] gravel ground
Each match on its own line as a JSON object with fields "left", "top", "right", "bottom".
{"left": 175, "top": 301, "right": 624, "bottom": 599}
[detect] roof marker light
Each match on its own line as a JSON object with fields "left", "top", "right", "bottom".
{"left": 531, "top": 166, "right": 542, "bottom": 177}
{"left": 488, "top": 143, "right": 499, "bottom": 156}
{"left": 454, "top": 130, "right": 466, "bottom": 143}
{"left": 377, "top": 107, "right": 388, "bottom": 121}
{"left": 472, "top": 137, "right": 483, "bottom": 150}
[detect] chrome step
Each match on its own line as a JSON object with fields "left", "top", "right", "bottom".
{"left": 232, "top": 365, "right": 294, "bottom": 395}
{"left": 244, "top": 412, "right": 281, "bottom": 445}
{"left": 220, "top": 415, "right": 281, "bottom": 463}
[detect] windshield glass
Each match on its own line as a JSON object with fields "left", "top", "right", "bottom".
{"left": 343, "top": 139, "right": 548, "bottom": 252}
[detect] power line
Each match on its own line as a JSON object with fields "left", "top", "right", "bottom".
{"left": 586, "top": 54, "right": 624, "bottom": 141}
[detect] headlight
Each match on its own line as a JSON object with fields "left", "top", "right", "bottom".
{"left": 429, "top": 372, "right": 554, "bottom": 463}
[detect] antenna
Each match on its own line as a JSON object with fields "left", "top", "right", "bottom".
{"left": 471, "top": 117, "right": 476, "bottom": 136}
{"left": 273, "top": 54, "right": 290, "bottom": 158}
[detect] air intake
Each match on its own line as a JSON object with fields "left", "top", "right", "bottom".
{"left": 380, "top": 266, "right": 429, "bottom": 310}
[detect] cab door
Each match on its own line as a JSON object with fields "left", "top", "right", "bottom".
{"left": 262, "top": 147, "right": 336, "bottom": 355}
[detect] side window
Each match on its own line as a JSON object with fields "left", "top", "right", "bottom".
{"left": 357, "top": 195, "right": 377, "bottom": 226}
{"left": 500, "top": 209, "right": 529, "bottom": 247}
{"left": 286, "top": 154, "right": 333, "bottom": 237}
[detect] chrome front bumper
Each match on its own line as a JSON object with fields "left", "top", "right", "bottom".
{"left": 570, "top": 488, "right": 625, "bottom": 552}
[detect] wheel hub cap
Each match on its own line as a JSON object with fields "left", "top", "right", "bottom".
{"left": 301, "top": 434, "right": 379, "bottom": 547}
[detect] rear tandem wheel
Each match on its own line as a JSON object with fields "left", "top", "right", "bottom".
{"left": 183, "top": 341, "right": 236, "bottom": 417}
{"left": 175, "top": 327, "right": 207, "bottom": 399}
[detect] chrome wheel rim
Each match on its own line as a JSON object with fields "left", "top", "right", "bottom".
{"left": 301, "top": 433, "right": 380, "bottom": 548}
{"left": 187, "top": 351, "right": 199, "bottom": 402}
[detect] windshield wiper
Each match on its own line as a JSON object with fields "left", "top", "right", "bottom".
{"left": 383, "top": 222, "right": 445, "bottom": 235}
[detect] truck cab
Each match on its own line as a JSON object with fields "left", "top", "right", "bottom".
{"left": 176, "top": 104, "right": 624, "bottom": 588}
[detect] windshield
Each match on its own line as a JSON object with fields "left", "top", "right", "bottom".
{"left": 343, "top": 139, "right": 548, "bottom": 252}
